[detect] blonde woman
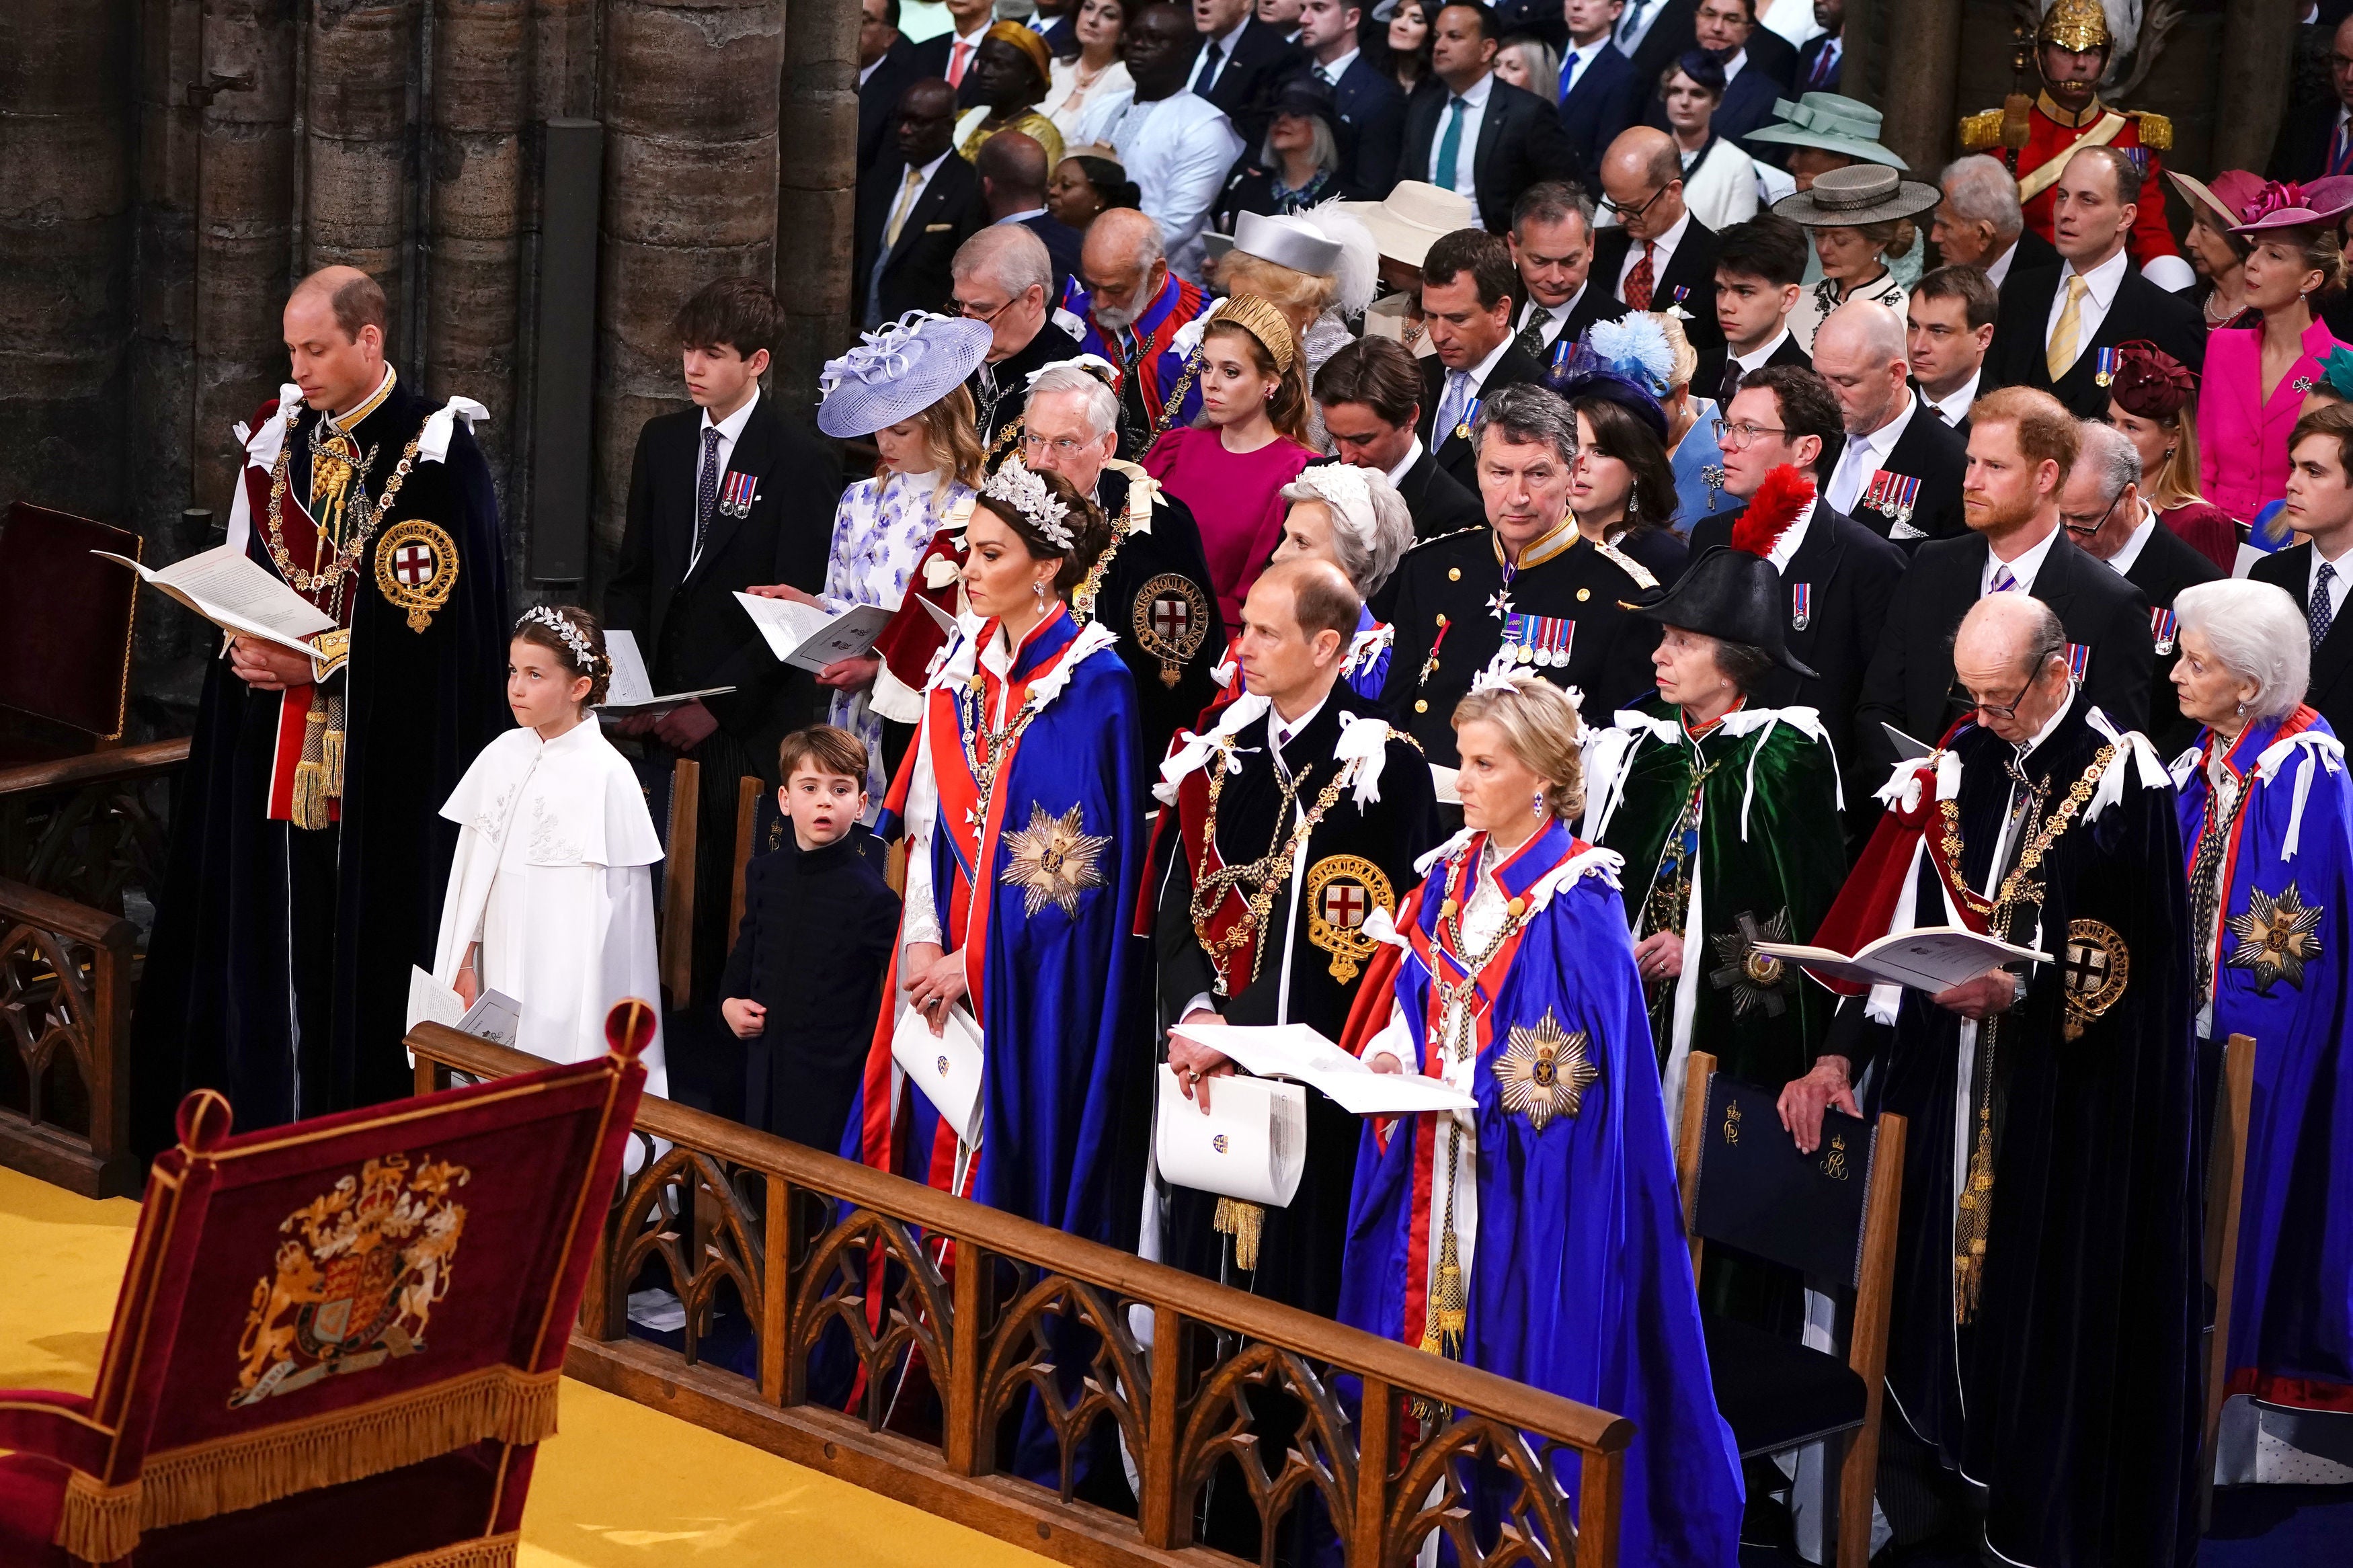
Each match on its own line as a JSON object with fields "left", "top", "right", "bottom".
{"left": 1337, "top": 673, "right": 1743, "bottom": 1568}
{"left": 756, "top": 313, "right": 993, "bottom": 800}
{"left": 1773, "top": 164, "right": 1937, "bottom": 352}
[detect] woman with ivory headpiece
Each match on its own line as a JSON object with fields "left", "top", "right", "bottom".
{"left": 746, "top": 312, "right": 991, "bottom": 804}
{"left": 1336, "top": 673, "right": 1744, "bottom": 1567}
{"left": 2166, "top": 578, "right": 2353, "bottom": 1457}
{"left": 431, "top": 605, "right": 667, "bottom": 1098}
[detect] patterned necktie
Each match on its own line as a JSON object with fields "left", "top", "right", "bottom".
{"left": 1991, "top": 562, "right": 2020, "bottom": 593}
{"left": 1515, "top": 307, "right": 1552, "bottom": 362}
{"left": 2313, "top": 561, "right": 2338, "bottom": 647}
{"left": 694, "top": 426, "right": 722, "bottom": 559}
{"left": 2046, "top": 273, "right": 2089, "bottom": 381}
{"left": 2188, "top": 762, "right": 2246, "bottom": 1005}
{"left": 1717, "top": 359, "right": 1744, "bottom": 407}
{"left": 1435, "top": 370, "right": 1471, "bottom": 445}
{"left": 1624, "top": 241, "right": 1655, "bottom": 311}
{"left": 1616, "top": 0, "right": 1648, "bottom": 47}
{"left": 1435, "top": 97, "right": 1468, "bottom": 192}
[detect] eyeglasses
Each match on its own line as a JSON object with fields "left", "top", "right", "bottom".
{"left": 1021, "top": 433, "right": 1096, "bottom": 458}
{"left": 949, "top": 294, "right": 1016, "bottom": 323}
{"left": 1951, "top": 675, "right": 2036, "bottom": 722}
{"left": 1712, "top": 419, "right": 1789, "bottom": 451}
{"left": 2059, "top": 489, "right": 2125, "bottom": 536}
{"left": 1598, "top": 184, "right": 1671, "bottom": 222}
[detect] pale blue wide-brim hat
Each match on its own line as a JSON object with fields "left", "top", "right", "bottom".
{"left": 1743, "top": 93, "right": 1908, "bottom": 170}
{"left": 816, "top": 312, "right": 995, "bottom": 439}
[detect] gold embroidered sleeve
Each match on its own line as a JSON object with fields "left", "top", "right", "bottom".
{"left": 1958, "top": 108, "right": 2004, "bottom": 153}
{"left": 2130, "top": 110, "right": 2172, "bottom": 152}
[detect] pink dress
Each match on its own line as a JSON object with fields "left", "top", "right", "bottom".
{"left": 2198, "top": 316, "right": 2351, "bottom": 523}
{"left": 1142, "top": 425, "right": 1316, "bottom": 625}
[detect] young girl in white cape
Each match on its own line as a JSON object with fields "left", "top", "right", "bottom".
{"left": 432, "top": 605, "right": 668, "bottom": 1096}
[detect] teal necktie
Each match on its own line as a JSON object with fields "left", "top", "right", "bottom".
{"left": 1435, "top": 97, "right": 1467, "bottom": 192}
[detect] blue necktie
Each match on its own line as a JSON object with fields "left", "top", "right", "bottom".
{"left": 1616, "top": 0, "right": 1649, "bottom": 48}
{"left": 1558, "top": 52, "right": 1578, "bottom": 104}
{"left": 1435, "top": 97, "right": 1467, "bottom": 192}
{"left": 1435, "top": 370, "right": 1470, "bottom": 444}
{"left": 694, "top": 427, "right": 722, "bottom": 560}
{"left": 2314, "top": 563, "right": 2338, "bottom": 647}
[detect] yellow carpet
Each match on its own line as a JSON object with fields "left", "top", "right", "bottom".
{"left": 0, "top": 1164, "right": 1046, "bottom": 1567}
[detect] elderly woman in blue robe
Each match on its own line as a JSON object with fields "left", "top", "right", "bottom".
{"left": 2169, "top": 578, "right": 2353, "bottom": 1448}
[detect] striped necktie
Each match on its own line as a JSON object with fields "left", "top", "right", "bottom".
{"left": 2046, "top": 274, "right": 2088, "bottom": 381}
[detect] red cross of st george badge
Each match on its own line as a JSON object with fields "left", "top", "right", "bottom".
{"left": 1151, "top": 596, "right": 1191, "bottom": 640}
{"left": 394, "top": 544, "right": 436, "bottom": 586}
{"left": 1322, "top": 882, "right": 1368, "bottom": 927}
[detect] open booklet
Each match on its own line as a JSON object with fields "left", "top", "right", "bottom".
{"left": 93, "top": 544, "right": 334, "bottom": 659}
{"left": 1154, "top": 1067, "right": 1307, "bottom": 1206}
{"left": 404, "top": 965, "right": 524, "bottom": 1048}
{"left": 594, "top": 628, "right": 735, "bottom": 717}
{"left": 1167, "top": 1022, "right": 1477, "bottom": 1116}
{"left": 733, "top": 592, "right": 895, "bottom": 672}
{"left": 1751, "top": 926, "right": 2051, "bottom": 993}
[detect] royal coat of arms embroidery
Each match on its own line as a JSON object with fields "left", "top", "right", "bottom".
{"left": 231, "top": 1151, "right": 473, "bottom": 1407}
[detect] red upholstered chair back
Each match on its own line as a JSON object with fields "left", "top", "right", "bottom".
{"left": 47, "top": 1001, "right": 653, "bottom": 1563}
{"left": 0, "top": 502, "right": 142, "bottom": 746}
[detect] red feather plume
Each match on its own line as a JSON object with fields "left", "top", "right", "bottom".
{"left": 1731, "top": 463, "right": 1816, "bottom": 558}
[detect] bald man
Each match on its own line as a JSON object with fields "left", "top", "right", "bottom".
{"left": 1812, "top": 298, "right": 1969, "bottom": 546}
{"left": 1587, "top": 125, "right": 1727, "bottom": 393}
{"left": 1062, "top": 207, "right": 1211, "bottom": 455}
{"left": 1799, "top": 587, "right": 2198, "bottom": 1565}
{"left": 132, "top": 265, "right": 508, "bottom": 1149}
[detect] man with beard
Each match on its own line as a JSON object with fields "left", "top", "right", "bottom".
{"left": 1784, "top": 589, "right": 2199, "bottom": 1567}
{"left": 1062, "top": 207, "right": 1210, "bottom": 455}
{"left": 1855, "top": 385, "right": 2151, "bottom": 779}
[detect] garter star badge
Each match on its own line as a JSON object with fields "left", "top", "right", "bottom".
{"left": 231, "top": 1151, "right": 472, "bottom": 1407}
{"left": 2227, "top": 882, "right": 2324, "bottom": 995}
{"left": 375, "top": 518, "right": 458, "bottom": 632}
{"left": 1494, "top": 1009, "right": 1599, "bottom": 1132}
{"left": 2060, "top": 918, "right": 2129, "bottom": 1041}
{"left": 1000, "top": 800, "right": 1111, "bottom": 918}
{"left": 1306, "top": 854, "right": 1395, "bottom": 982}
{"left": 1707, "top": 908, "right": 1798, "bottom": 1018}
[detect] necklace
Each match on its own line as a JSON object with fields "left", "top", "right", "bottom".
{"left": 264, "top": 399, "right": 424, "bottom": 606}
{"left": 1189, "top": 742, "right": 1351, "bottom": 992}
{"left": 958, "top": 663, "right": 1045, "bottom": 835}
{"left": 1934, "top": 743, "right": 2114, "bottom": 927}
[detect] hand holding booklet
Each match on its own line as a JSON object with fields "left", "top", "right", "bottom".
{"left": 889, "top": 1001, "right": 986, "bottom": 1146}
{"left": 1166, "top": 1022, "right": 1477, "bottom": 1116}
{"left": 1751, "top": 925, "right": 2050, "bottom": 993}
{"left": 94, "top": 544, "right": 334, "bottom": 659}
{"left": 404, "top": 966, "right": 523, "bottom": 1048}
{"left": 1154, "top": 1067, "right": 1307, "bottom": 1206}
{"left": 733, "top": 591, "right": 894, "bottom": 672}
{"left": 595, "top": 628, "right": 735, "bottom": 717}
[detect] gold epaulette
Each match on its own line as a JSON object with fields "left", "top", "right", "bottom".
{"left": 1958, "top": 108, "right": 2005, "bottom": 153}
{"left": 2128, "top": 110, "right": 2173, "bottom": 153}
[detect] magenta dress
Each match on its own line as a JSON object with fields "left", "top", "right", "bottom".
{"left": 2199, "top": 317, "right": 2352, "bottom": 523}
{"left": 1143, "top": 425, "right": 1316, "bottom": 625}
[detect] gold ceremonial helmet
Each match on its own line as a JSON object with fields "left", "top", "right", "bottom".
{"left": 2038, "top": 0, "right": 2111, "bottom": 53}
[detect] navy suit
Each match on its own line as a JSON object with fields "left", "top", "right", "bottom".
{"left": 1646, "top": 60, "right": 1780, "bottom": 142}
{"left": 1193, "top": 14, "right": 1305, "bottom": 142}
{"left": 910, "top": 28, "right": 990, "bottom": 108}
{"left": 1796, "top": 32, "right": 1841, "bottom": 93}
{"left": 1556, "top": 41, "right": 1642, "bottom": 175}
{"left": 1400, "top": 75, "right": 1585, "bottom": 233}
{"left": 1328, "top": 54, "right": 1408, "bottom": 198}
{"left": 858, "top": 39, "right": 922, "bottom": 177}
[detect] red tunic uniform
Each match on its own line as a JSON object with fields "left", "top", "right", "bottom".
{"left": 1960, "top": 92, "right": 2180, "bottom": 265}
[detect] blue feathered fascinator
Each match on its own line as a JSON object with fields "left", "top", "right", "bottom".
{"left": 1544, "top": 315, "right": 1671, "bottom": 442}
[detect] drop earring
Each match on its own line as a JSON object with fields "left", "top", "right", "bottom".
{"left": 1034, "top": 581, "right": 1046, "bottom": 603}
{"left": 1530, "top": 791, "right": 1544, "bottom": 819}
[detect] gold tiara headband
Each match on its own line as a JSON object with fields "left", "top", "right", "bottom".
{"left": 1204, "top": 293, "right": 1298, "bottom": 375}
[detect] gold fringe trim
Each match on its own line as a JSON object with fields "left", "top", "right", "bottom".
{"left": 57, "top": 1366, "right": 561, "bottom": 1560}
{"left": 376, "top": 1532, "right": 520, "bottom": 1568}
{"left": 1212, "top": 1197, "right": 1265, "bottom": 1272}
{"left": 320, "top": 721, "right": 346, "bottom": 799}
{"left": 58, "top": 1474, "right": 141, "bottom": 1566}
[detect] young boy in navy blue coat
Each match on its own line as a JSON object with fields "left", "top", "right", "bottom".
{"left": 719, "top": 726, "right": 901, "bottom": 1151}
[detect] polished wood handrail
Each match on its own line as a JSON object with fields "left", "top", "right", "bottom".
{"left": 0, "top": 738, "right": 191, "bottom": 799}
{"left": 407, "top": 1022, "right": 1630, "bottom": 1453}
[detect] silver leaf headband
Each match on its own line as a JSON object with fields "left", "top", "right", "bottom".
{"left": 981, "top": 457, "right": 1076, "bottom": 550}
{"left": 518, "top": 605, "right": 603, "bottom": 671}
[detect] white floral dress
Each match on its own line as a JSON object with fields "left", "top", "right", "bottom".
{"left": 824, "top": 470, "right": 977, "bottom": 800}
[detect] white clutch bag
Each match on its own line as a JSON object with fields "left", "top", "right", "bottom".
{"left": 1153, "top": 1065, "right": 1308, "bottom": 1207}
{"left": 891, "top": 1001, "right": 985, "bottom": 1146}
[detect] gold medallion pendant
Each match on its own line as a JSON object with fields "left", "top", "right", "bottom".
{"left": 999, "top": 800, "right": 1111, "bottom": 918}
{"left": 375, "top": 518, "right": 460, "bottom": 632}
{"left": 1305, "top": 854, "right": 1395, "bottom": 982}
{"left": 1494, "top": 1009, "right": 1599, "bottom": 1132}
{"left": 2226, "top": 882, "right": 2325, "bottom": 996}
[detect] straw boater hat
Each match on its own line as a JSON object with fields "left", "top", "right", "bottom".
{"left": 1743, "top": 94, "right": 1909, "bottom": 169}
{"left": 814, "top": 312, "right": 994, "bottom": 439}
{"left": 1771, "top": 164, "right": 1940, "bottom": 230}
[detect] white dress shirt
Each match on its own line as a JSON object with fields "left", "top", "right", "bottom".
{"left": 2311, "top": 538, "right": 2353, "bottom": 624}
{"left": 2043, "top": 245, "right": 2129, "bottom": 370}
{"left": 690, "top": 386, "right": 760, "bottom": 573}
{"left": 1517, "top": 288, "right": 1585, "bottom": 354}
{"left": 1615, "top": 0, "right": 1670, "bottom": 54}
{"left": 1730, "top": 327, "right": 1794, "bottom": 376}
{"left": 943, "top": 17, "right": 992, "bottom": 86}
{"left": 1384, "top": 436, "right": 1429, "bottom": 489}
{"left": 1615, "top": 206, "right": 1691, "bottom": 300}
{"left": 1315, "top": 46, "right": 1360, "bottom": 83}
{"left": 1923, "top": 368, "right": 1982, "bottom": 427}
{"left": 1981, "top": 520, "right": 2061, "bottom": 597}
{"left": 1764, "top": 497, "right": 1815, "bottom": 571}
{"left": 2102, "top": 505, "right": 2157, "bottom": 576}
{"left": 1189, "top": 16, "right": 1251, "bottom": 95}
{"left": 1074, "top": 90, "right": 1246, "bottom": 281}
{"left": 1426, "top": 70, "right": 1495, "bottom": 224}
{"left": 1985, "top": 235, "right": 2024, "bottom": 290}
{"left": 994, "top": 206, "right": 1049, "bottom": 226}
{"left": 1718, "top": 46, "right": 1749, "bottom": 85}
{"left": 1825, "top": 388, "right": 1917, "bottom": 517}
{"left": 859, "top": 55, "right": 887, "bottom": 88}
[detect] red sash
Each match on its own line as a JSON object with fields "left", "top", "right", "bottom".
{"left": 1100, "top": 277, "right": 1205, "bottom": 429}
{"left": 1169, "top": 761, "right": 1263, "bottom": 999}
{"left": 241, "top": 450, "right": 356, "bottom": 826}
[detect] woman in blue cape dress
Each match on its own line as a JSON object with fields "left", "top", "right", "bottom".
{"left": 2171, "top": 581, "right": 2353, "bottom": 1444}
{"left": 1337, "top": 673, "right": 1743, "bottom": 1567}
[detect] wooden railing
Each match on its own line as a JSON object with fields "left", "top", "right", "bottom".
{"left": 0, "top": 739, "right": 187, "bottom": 1198}
{"left": 409, "top": 1024, "right": 1630, "bottom": 1568}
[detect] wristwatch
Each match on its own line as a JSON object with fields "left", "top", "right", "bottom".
{"left": 2007, "top": 971, "right": 2030, "bottom": 1007}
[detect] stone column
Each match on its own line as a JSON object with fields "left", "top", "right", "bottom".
{"left": 192, "top": 0, "right": 299, "bottom": 522}
{"left": 776, "top": 0, "right": 860, "bottom": 414}
{"left": 1872, "top": 0, "right": 1961, "bottom": 177}
{"left": 591, "top": 0, "right": 782, "bottom": 587}
{"left": 304, "top": 0, "right": 420, "bottom": 347}
{"left": 0, "top": 0, "right": 137, "bottom": 521}
{"left": 2212, "top": 0, "right": 2297, "bottom": 176}
{"left": 426, "top": 0, "right": 529, "bottom": 507}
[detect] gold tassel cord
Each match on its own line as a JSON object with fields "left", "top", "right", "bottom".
{"left": 55, "top": 1364, "right": 561, "bottom": 1562}
{"left": 290, "top": 701, "right": 332, "bottom": 831}
{"left": 375, "top": 1534, "right": 521, "bottom": 1568}
{"left": 1213, "top": 1197, "right": 1265, "bottom": 1272}
{"left": 319, "top": 690, "right": 348, "bottom": 801}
